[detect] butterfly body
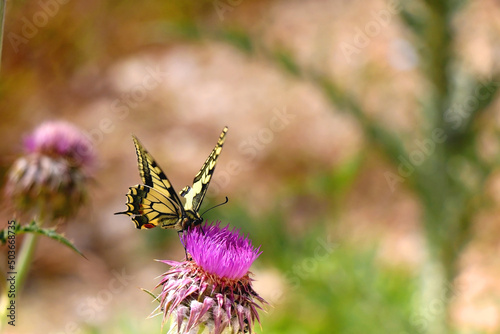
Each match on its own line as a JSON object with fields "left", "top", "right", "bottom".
{"left": 116, "top": 127, "right": 228, "bottom": 232}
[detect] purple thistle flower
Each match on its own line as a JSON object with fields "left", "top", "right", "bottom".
{"left": 183, "top": 223, "right": 262, "bottom": 280}
{"left": 24, "top": 120, "right": 94, "bottom": 168}
{"left": 5, "top": 121, "right": 94, "bottom": 219}
{"left": 154, "top": 222, "right": 267, "bottom": 334}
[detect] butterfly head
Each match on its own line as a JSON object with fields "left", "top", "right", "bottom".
{"left": 180, "top": 210, "right": 203, "bottom": 231}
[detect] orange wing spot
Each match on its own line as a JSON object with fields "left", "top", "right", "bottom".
{"left": 143, "top": 223, "right": 155, "bottom": 229}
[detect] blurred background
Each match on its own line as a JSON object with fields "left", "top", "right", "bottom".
{"left": 1, "top": 0, "right": 500, "bottom": 333}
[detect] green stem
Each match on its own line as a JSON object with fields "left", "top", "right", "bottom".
{"left": 418, "top": 255, "right": 452, "bottom": 334}
{"left": 0, "top": 0, "right": 7, "bottom": 72}
{"left": 13, "top": 233, "right": 39, "bottom": 295}
{"left": 0, "top": 267, "right": 8, "bottom": 331}
{"left": 0, "top": 222, "right": 41, "bottom": 331}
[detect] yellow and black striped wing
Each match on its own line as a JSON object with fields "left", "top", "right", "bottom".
{"left": 115, "top": 136, "right": 184, "bottom": 229}
{"left": 119, "top": 185, "right": 183, "bottom": 229}
{"left": 132, "top": 136, "right": 183, "bottom": 208}
{"left": 183, "top": 126, "right": 228, "bottom": 212}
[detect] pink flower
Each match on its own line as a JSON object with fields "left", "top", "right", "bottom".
{"left": 24, "top": 120, "right": 94, "bottom": 168}
{"left": 154, "top": 222, "right": 266, "bottom": 334}
{"left": 5, "top": 121, "right": 94, "bottom": 219}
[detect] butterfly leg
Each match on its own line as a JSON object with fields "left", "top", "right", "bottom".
{"left": 178, "top": 230, "right": 191, "bottom": 260}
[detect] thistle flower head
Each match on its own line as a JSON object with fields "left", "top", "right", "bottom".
{"left": 154, "top": 222, "right": 266, "bottom": 334}
{"left": 5, "top": 121, "right": 94, "bottom": 219}
{"left": 183, "top": 222, "right": 262, "bottom": 280}
{"left": 24, "top": 120, "right": 94, "bottom": 168}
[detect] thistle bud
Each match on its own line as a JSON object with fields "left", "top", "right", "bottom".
{"left": 5, "top": 121, "right": 94, "bottom": 219}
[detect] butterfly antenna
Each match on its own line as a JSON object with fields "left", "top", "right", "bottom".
{"left": 200, "top": 197, "right": 229, "bottom": 217}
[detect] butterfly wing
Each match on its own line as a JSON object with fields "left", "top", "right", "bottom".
{"left": 183, "top": 126, "right": 228, "bottom": 212}
{"left": 132, "top": 136, "right": 183, "bottom": 208}
{"left": 118, "top": 185, "right": 183, "bottom": 229}
{"left": 115, "top": 136, "right": 184, "bottom": 229}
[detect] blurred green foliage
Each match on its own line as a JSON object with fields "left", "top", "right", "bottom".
{"left": 1, "top": 0, "right": 499, "bottom": 333}
{"left": 262, "top": 245, "right": 415, "bottom": 334}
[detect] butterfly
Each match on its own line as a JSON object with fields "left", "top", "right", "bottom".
{"left": 116, "top": 127, "right": 228, "bottom": 232}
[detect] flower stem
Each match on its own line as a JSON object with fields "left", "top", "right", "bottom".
{"left": 0, "top": 225, "right": 40, "bottom": 331}
{"left": 0, "top": 268, "right": 8, "bottom": 331}
{"left": 419, "top": 255, "right": 452, "bottom": 334}
{"left": 0, "top": 0, "right": 7, "bottom": 71}
{"left": 14, "top": 233, "right": 39, "bottom": 295}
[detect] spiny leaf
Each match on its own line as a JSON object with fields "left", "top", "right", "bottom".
{"left": 0, "top": 220, "right": 20, "bottom": 244}
{"left": 0, "top": 221, "right": 86, "bottom": 259}
{"left": 272, "top": 48, "right": 301, "bottom": 77}
{"left": 399, "top": 7, "right": 426, "bottom": 37}
{"left": 171, "top": 20, "right": 201, "bottom": 40}
{"left": 217, "top": 29, "right": 253, "bottom": 54}
{"left": 445, "top": 77, "right": 500, "bottom": 145}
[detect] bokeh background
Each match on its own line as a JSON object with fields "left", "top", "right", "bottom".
{"left": 1, "top": 0, "right": 500, "bottom": 333}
